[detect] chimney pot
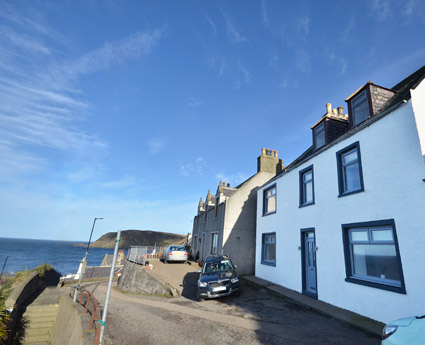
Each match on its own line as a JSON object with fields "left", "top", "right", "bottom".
{"left": 338, "top": 106, "right": 343, "bottom": 115}
{"left": 271, "top": 150, "right": 275, "bottom": 157}
{"left": 332, "top": 108, "right": 337, "bottom": 115}
{"left": 227, "top": 183, "right": 230, "bottom": 187}
{"left": 275, "top": 150, "right": 279, "bottom": 158}
{"left": 262, "top": 147, "right": 266, "bottom": 155}
{"left": 326, "top": 103, "right": 332, "bottom": 113}
{"left": 266, "top": 148, "right": 270, "bottom": 156}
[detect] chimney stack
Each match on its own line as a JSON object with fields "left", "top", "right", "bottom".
{"left": 326, "top": 103, "right": 332, "bottom": 114}
{"left": 257, "top": 147, "right": 284, "bottom": 174}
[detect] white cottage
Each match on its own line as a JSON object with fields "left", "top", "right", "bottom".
{"left": 255, "top": 65, "right": 425, "bottom": 323}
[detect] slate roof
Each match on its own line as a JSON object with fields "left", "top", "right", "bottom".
{"left": 263, "top": 64, "right": 425, "bottom": 187}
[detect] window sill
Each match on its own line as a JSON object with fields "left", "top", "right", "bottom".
{"left": 338, "top": 188, "right": 364, "bottom": 198}
{"left": 261, "top": 261, "right": 276, "bottom": 267}
{"left": 299, "top": 202, "right": 315, "bottom": 208}
{"left": 345, "top": 277, "right": 406, "bottom": 294}
{"left": 262, "top": 211, "right": 276, "bottom": 217}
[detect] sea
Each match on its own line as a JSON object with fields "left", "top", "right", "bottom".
{"left": 0, "top": 237, "right": 117, "bottom": 276}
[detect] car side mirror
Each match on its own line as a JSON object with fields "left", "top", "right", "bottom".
{"left": 196, "top": 269, "right": 201, "bottom": 273}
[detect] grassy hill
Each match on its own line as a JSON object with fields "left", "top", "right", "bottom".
{"left": 78, "top": 230, "right": 187, "bottom": 249}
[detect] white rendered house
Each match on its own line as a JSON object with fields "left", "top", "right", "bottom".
{"left": 255, "top": 65, "right": 425, "bottom": 323}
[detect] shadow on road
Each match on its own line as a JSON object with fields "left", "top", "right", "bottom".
{"left": 181, "top": 271, "right": 199, "bottom": 301}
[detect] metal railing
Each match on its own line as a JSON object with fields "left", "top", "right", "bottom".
{"left": 127, "top": 246, "right": 163, "bottom": 265}
{"left": 70, "top": 286, "right": 101, "bottom": 345}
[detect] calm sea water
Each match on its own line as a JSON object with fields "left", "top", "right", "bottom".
{"left": 0, "top": 237, "right": 116, "bottom": 276}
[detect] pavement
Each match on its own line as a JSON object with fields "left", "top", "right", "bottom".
{"left": 242, "top": 275, "right": 385, "bottom": 337}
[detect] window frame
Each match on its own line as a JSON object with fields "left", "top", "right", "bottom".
{"left": 193, "top": 236, "right": 198, "bottom": 251}
{"left": 314, "top": 121, "right": 326, "bottom": 150}
{"left": 341, "top": 219, "right": 406, "bottom": 294}
{"left": 351, "top": 90, "right": 370, "bottom": 127}
{"left": 261, "top": 232, "right": 276, "bottom": 266}
{"left": 210, "top": 232, "right": 218, "bottom": 255}
{"left": 263, "top": 184, "right": 277, "bottom": 216}
{"left": 299, "top": 165, "right": 315, "bottom": 207}
{"left": 336, "top": 141, "right": 364, "bottom": 197}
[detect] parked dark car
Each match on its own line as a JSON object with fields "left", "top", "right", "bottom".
{"left": 196, "top": 255, "right": 240, "bottom": 301}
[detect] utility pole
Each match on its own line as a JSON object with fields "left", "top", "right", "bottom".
{"left": 99, "top": 230, "right": 121, "bottom": 345}
{"left": 74, "top": 217, "right": 104, "bottom": 302}
{"left": 0, "top": 256, "right": 8, "bottom": 282}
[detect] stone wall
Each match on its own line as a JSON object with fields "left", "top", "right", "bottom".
{"left": 118, "top": 260, "right": 173, "bottom": 295}
{"left": 51, "top": 296, "right": 85, "bottom": 345}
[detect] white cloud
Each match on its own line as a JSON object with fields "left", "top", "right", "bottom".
{"left": 298, "top": 16, "right": 310, "bottom": 36}
{"left": 0, "top": 4, "right": 162, "bottom": 176}
{"left": 62, "top": 30, "right": 162, "bottom": 80}
{"left": 295, "top": 49, "right": 311, "bottom": 73}
{"left": 269, "top": 54, "right": 278, "bottom": 68}
{"left": 179, "top": 157, "right": 207, "bottom": 176}
{"left": 236, "top": 62, "right": 252, "bottom": 88}
{"left": 147, "top": 138, "right": 166, "bottom": 154}
{"left": 205, "top": 16, "right": 218, "bottom": 37}
{"left": 215, "top": 173, "right": 249, "bottom": 187}
{"left": 222, "top": 12, "right": 247, "bottom": 44}
{"left": 372, "top": 0, "right": 392, "bottom": 19}
{"left": 186, "top": 98, "right": 202, "bottom": 107}
{"left": 280, "top": 77, "right": 289, "bottom": 88}
{"left": 261, "top": 0, "right": 268, "bottom": 24}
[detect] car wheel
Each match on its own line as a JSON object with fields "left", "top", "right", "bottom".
{"left": 196, "top": 290, "right": 203, "bottom": 302}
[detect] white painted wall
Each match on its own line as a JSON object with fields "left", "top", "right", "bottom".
{"left": 411, "top": 78, "right": 425, "bottom": 164}
{"left": 256, "top": 86, "right": 425, "bottom": 323}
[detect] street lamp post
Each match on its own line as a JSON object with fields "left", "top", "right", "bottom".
{"left": 74, "top": 217, "right": 104, "bottom": 302}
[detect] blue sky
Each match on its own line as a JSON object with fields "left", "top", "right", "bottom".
{"left": 1, "top": 0, "right": 424, "bottom": 241}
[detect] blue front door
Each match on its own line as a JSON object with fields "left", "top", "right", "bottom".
{"left": 303, "top": 231, "right": 317, "bottom": 298}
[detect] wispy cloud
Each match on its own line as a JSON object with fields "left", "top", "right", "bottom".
{"left": 0, "top": 140, "right": 47, "bottom": 175}
{"left": 147, "top": 138, "right": 166, "bottom": 154}
{"left": 205, "top": 15, "right": 218, "bottom": 37}
{"left": 215, "top": 173, "right": 249, "bottom": 187}
{"left": 235, "top": 62, "right": 252, "bottom": 88}
{"left": 280, "top": 77, "right": 289, "bottom": 88}
{"left": 186, "top": 98, "right": 202, "bottom": 108}
{"left": 261, "top": 0, "right": 268, "bottom": 24}
{"left": 62, "top": 31, "right": 162, "bottom": 80}
{"left": 295, "top": 48, "right": 311, "bottom": 73}
{"left": 222, "top": 11, "right": 247, "bottom": 44}
{"left": 269, "top": 54, "right": 278, "bottom": 68}
{"left": 372, "top": 0, "right": 392, "bottom": 19}
{"left": 0, "top": 3, "right": 162, "bottom": 176}
{"left": 340, "top": 15, "right": 356, "bottom": 44}
{"left": 298, "top": 16, "right": 310, "bottom": 37}
{"left": 179, "top": 157, "right": 207, "bottom": 176}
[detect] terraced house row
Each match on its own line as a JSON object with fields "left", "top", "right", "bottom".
{"left": 191, "top": 65, "right": 425, "bottom": 323}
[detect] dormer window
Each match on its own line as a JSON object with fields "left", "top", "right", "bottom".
{"left": 314, "top": 122, "right": 325, "bottom": 149}
{"left": 351, "top": 90, "right": 370, "bottom": 126}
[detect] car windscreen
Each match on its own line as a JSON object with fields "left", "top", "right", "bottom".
{"left": 170, "top": 246, "right": 185, "bottom": 251}
{"left": 203, "top": 260, "right": 233, "bottom": 274}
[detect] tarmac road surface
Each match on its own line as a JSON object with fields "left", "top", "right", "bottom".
{"left": 85, "top": 261, "right": 380, "bottom": 345}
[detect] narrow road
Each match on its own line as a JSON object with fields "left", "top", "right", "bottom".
{"left": 86, "top": 278, "right": 380, "bottom": 345}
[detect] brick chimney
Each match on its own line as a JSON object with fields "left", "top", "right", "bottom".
{"left": 257, "top": 148, "right": 284, "bottom": 175}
